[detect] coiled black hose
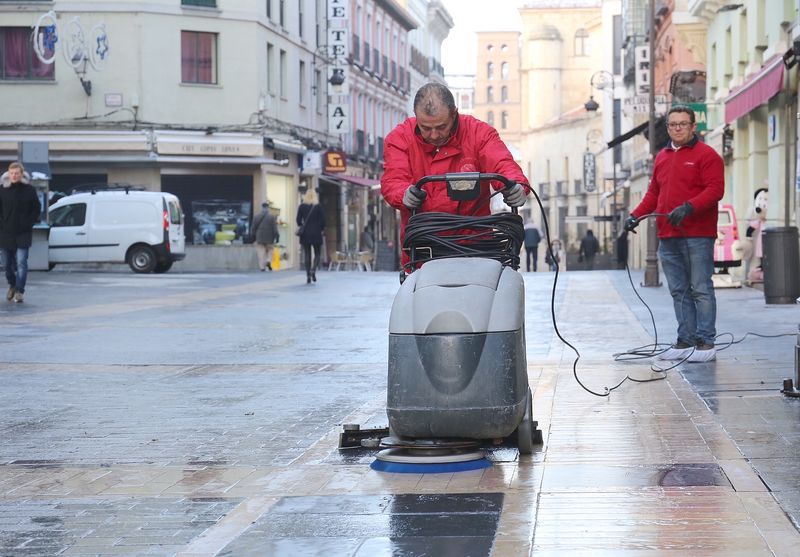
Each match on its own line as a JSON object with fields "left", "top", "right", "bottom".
{"left": 402, "top": 211, "right": 525, "bottom": 272}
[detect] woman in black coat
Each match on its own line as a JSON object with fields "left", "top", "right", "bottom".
{"left": 296, "top": 188, "right": 325, "bottom": 284}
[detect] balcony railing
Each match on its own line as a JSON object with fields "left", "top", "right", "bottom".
{"left": 182, "top": 0, "right": 216, "bottom": 7}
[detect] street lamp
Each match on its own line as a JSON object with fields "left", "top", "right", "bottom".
{"left": 585, "top": 70, "right": 619, "bottom": 255}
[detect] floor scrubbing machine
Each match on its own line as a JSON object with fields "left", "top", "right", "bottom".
{"left": 372, "top": 173, "right": 540, "bottom": 472}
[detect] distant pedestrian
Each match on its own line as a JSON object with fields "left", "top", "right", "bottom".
{"left": 579, "top": 229, "right": 600, "bottom": 270}
{"left": 360, "top": 223, "right": 375, "bottom": 252}
{"left": 544, "top": 239, "right": 565, "bottom": 272}
{"left": 296, "top": 188, "right": 325, "bottom": 284}
{"left": 523, "top": 219, "right": 541, "bottom": 272}
{"left": 252, "top": 202, "right": 279, "bottom": 271}
{"left": 0, "top": 162, "right": 41, "bottom": 304}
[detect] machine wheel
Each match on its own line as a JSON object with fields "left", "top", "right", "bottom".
{"left": 128, "top": 245, "right": 156, "bottom": 273}
{"left": 516, "top": 387, "right": 534, "bottom": 455}
{"left": 153, "top": 260, "right": 173, "bottom": 273}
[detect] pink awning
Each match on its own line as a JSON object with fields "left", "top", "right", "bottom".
{"left": 724, "top": 55, "right": 785, "bottom": 123}
{"left": 323, "top": 173, "right": 379, "bottom": 187}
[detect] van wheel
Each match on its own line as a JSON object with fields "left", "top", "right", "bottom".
{"left": 153, "top": 260, "right": 173, "bottom": 273}
{"left": 128, "top": 246, "right": 156, "bottom": 273}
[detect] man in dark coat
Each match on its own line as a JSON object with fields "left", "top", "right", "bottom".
{"left": 0, "top": 162, "right": 42, "bottom": 303}
{"left": 252, "top": 202, "right": 279, "bottom": 271}
{"left": 579, "top": 229, "right": 600, "bottom": 270}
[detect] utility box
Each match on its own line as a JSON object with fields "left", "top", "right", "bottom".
{"left": 762, "top": 226, "right": 800, "bottom": 304}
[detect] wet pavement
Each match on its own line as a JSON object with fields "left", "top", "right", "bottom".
{"left": 0, "top": 267, "right": 798, "bottom": 556}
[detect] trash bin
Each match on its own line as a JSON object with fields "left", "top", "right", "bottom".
{"left": 762, "top": 226, "right": 800, "bottom": 304}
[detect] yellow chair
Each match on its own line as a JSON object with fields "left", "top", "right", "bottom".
{"left": 328, "top": 251, "right": 349, "bottom": 271}
{"left": 357, "top": 250, "right": 373, "bottom": 272}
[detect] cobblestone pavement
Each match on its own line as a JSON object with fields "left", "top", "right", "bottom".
{"left": 0, "top": 268, "right": 798, "bottom": 556}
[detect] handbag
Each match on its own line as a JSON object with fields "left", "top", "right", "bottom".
{"left": 296, "top": 204, "right": 316, "bottom": 236}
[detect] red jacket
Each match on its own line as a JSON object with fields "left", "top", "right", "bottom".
{"left": 631, "top": 136, "right": 724, "bottom": 238}
{"left": 381, "top": 114, "right": 528, "bottom": 247}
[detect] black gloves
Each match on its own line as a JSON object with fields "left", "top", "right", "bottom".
{"left": 667, "top": 202, "right": 693, "bottom": 227}
{"left": 402, "top": 185, "right": 426, "bottom": 209}
{"left": 623, "top": 215, "right": 639, "bottom": 233}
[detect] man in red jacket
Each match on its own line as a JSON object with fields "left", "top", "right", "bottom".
{"left": 381, "top": 82, "right": 529, "bottom": 265}
{"left": 624, "top": 105, "right": 724, "bottom": 362}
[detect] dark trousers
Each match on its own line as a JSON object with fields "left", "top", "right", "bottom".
{"left": 525, "top": 246, "right": 539, "bottom": 272}
{"left": 303, "top": 243, "right": 321, "bottom": 276}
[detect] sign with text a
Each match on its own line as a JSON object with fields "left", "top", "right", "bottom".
{"left": 635, "top": 46, "right": 650, "bottom": 95}
{"left": 324, "top": 150, "right": 347, "bottom": 173}
{"left": 583, "top": 151, "right": 597, "bottom": 192}
{"left": 328, "top": 102, "right": 349, "bottom": 134}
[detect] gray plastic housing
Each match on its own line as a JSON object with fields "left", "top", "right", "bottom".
{"left": 386, "top": 257, "right": 527, "bottom": 439}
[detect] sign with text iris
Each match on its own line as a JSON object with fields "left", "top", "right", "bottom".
{"left": 635, "top": 46, "right": 650, "bottom": 95}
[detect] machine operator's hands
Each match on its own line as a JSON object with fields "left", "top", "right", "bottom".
{"left": 623, "top": 215, "right": 640, "bottom": 233}
{"left": 667, "top": 202, "right": 693, "bottom": 227}
{"left": 402, "top": 185, "right": 426, "bottom": 209}
{"left": 502, "top": 183, "right": 528, "bottom": 207}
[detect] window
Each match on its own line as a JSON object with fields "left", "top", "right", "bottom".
{"left": 501, "top": 44, "right": 508, "bottom": 52}
{"left": 1, "top": 27, "right": 54, "bottom": 80}
{"left": 298, "top": 1, "right": 304, "bottom": 38}
{"left": 182, "top": 0, "right": 216, "bottom": 6}
{"left": 487, "top": 61, "right": 494, "bottom": 79}
{"left": 298, "top": 60, "right": 306, "bottom": 105}
{"left": 266, "top": 43, "right": 275, "bottom": 94}
{"left": 487, "top": 111, "right": 494, "bottom": 126}
{"left": 279, "top": 0, "right": 286, "bottom": 29}
{"left": 501, "top": 111, "right": 508, "bottom": 129}
{"left": 266, "top": 0, "right": 272, "bottom": 20}
{"left": 315, "top": 69, "right": 323, "bottom": 114}
{"left": 501, "top": 62, "right": 509, "bottom": 79}
{"left": 487, "top": 44, "right": 494, "bottom": 52}
{"left": 181, "top": 31, "right": 217, "bottom": 84}
{"left": 487, "top": 86, "right": 494, "bottom": 103}
{"left": 279, "top": 49, "right": 287, "bottom": 98}
{"left": 49, "top": 203, "right": 86, "bottom": 227}
{"left": 574, "top": 28, "right": 588, "bottom": 56}
{"left": 501, "top": 85, "right": 508, "bottom": 102}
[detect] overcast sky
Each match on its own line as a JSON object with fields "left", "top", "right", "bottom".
{"left": 441, "top": 0, "right": 524, "bottom": 76}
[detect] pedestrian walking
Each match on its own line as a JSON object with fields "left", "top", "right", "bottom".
{"left": 0, "top": 162, "right": 41, "bottom": 304}
{"left": 624, "top": 105, "right": 724, "bottom": 362}
{"left": 296, "top": 188, "right": 325, "bottom": 284}
{"left": 579, "top": 229, "right": 600, "bottom": 270}
{"left": 544, "top": 239, "right": 565, "bottom": 272}
{"left": 523, "top": 219, "right": 541, "bottom": 272}
{"left": 251, "top": 202, "right": 279, "bottom": 272}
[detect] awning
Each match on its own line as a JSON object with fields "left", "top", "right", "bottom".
{"left": 264, "top": 137, "right": 307, "bottom": 154}
{"left": 606, "top": 121, "right": 649, "bottom": 149}
{"left": 725, "top": 54, "right": 785, "bottom": 123}
{"left": 322, "top": 173, "right": 380, "bottom": 187}
{"left": 24, "top": 161, "right": 51, "bottom": 180}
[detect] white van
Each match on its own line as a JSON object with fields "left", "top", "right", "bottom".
{"left": 48, "top": 189, "right": 186, "bottom": 273}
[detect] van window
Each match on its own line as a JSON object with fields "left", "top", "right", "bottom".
{"left": 50, "top": 203, "right": 87, "bottom": 227}
{"left": 168, "top": 200, "right": 183, "bottom": 224}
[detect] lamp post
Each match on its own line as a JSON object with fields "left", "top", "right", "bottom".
{"left": 585, "top": 70, "right": 618, "bottom": 256}
{"left": 643, "top": 0, "right": 661, "bottom": 286}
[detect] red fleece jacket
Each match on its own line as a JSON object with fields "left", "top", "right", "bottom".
{"left": 381, "top": 114, "right": 528, "bottom": 251}
{"left": 631, "top": 135, "right": 724, "bottom": 239}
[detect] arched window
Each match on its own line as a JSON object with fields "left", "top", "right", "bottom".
{"left": 487, "top": 62, "right": 494, "bottom": 79}
{"left": 501, "top": 44, "right": 508, "bottom": 52}
{"left": 487, "top": 111, "right": 494, "bottom": 126}
{"left": 501, "top": 85, "right": 508, "bottom": 102}
{"left": 501, "top": 111, "right": 508, "bottom": 129}
{"left": 501, "top": 62, "right": 509, "bottom": 79}
{"left": 487, "top": 44, "right": 494, "bottom": 52}
{"left": 574, "top": 28, "right": 589, "bottom": 56}
{"left": 487, "top": 86, "right": 494, "bottom": 103}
